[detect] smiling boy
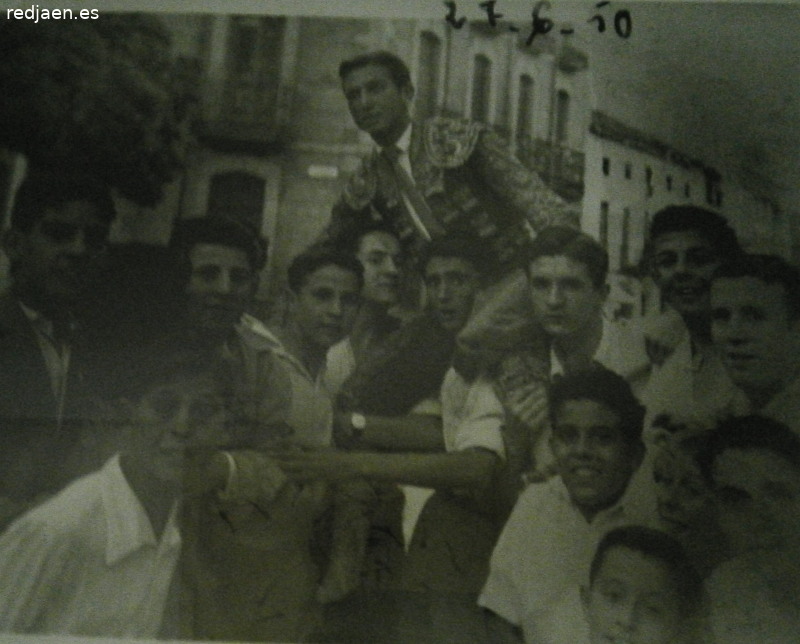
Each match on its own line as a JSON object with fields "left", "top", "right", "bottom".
{"left": 479, "top": 367, "right": 656, "bottom": 643}
{"left": 710, "top": 254, "right": 800, "bottom": 433}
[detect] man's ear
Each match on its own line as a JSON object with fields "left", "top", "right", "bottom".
{"left": 1, "top": 228, "right": 26, "bottom": 263}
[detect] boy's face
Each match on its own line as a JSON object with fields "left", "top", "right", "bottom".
{"left": 711, "top": 276, "right": 798, "bottom": 397}
{"left": 712, "top": 447, "right": 800, "bottom": 556}
{"left": 291, "top": 264, "right": 361, "bottom": 350}
{"left": 357, "top": 231, "right": 402, "bottom": 305}
{"left": 550, "top": 399, "right": 642, "bottom": 520}
{"left": 132, "top": 373, "right": 230, "bottom": 484}
{"left": 650, "top": 230, "right": 719, "bottom": 319}
{"left": 582, "top": 546, "right": 683, "bottom": 644}
{"left": 653, "top": 446, "right": 713, "bottom": 537}
{"left": 186, "top": 243, "right": 256, "bottom": 337}
{"left": 5, "top": 199, "right": 110, "bottom": 309}
{"left": 424, "top": 256, "right": 481, "bottom": 332}
{"left": 527, "top": 255, "right": 606, "bottom": 340}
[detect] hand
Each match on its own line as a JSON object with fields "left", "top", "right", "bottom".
{"left": 222, "top": 450, "right": 288, "bottom": 504}
{"left": 504, "top": 381, "right": 549, "bottom": 431}
{"left": 270, "top": 447, "right": 360, "bottom": 483}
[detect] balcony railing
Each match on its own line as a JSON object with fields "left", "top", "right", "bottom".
{"left": 517, "top": 136, "right": 585, "bottom": 203}
{"left": 200, "top": 81, "right": 294, "bottom": 154}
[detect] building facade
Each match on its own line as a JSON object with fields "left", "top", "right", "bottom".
{"left": 0, "top": 11, "right": 791, "bottom": 296}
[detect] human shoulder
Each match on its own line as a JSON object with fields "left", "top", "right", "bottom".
{"left": 418, "top": 116, "right": 484, "bottom": 168}
{"left": 500, "top": 477, "right": 566, "bottom": 537}
{"left": 340, "top": 149, "right": 382, "bottom": 209}
{"left": 0, "top": 467, "right": 107, "bottom": 575}
{"left": 235, "top": 316, "right": 299, "bottom": 369}
{"left": 16, "top": 466, "right": 106, "bottom": 532}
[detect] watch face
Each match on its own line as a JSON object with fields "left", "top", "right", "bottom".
{"left": 351, "top": 413, "right": 367, "bottom": 431}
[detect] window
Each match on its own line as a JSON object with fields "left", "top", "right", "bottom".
{"left": 624, "top": 162, "right": 632, "bottom": 179}
{"left": 620, "top": 208, "right": 631, "bottom": 267}
{"left": 516, "top": 74, "right": 534, "bottom": 141}
{"left": 666, "top": 175, "right": 673, "bottom": 192}
{"left": 684, "top": 182, "right": 691, "bottom": 197}
{"left": 416, "top": 32, "right": 442, "bottom": 119}
{"left": 471, "top": 55, "right": 492, "bottom": 123}
{"left": 554, "top": 90, "right": 570, "bottom": 144}
{"left": 599, "top": 201, "right": 609, "bottom": 248}
{"left": 645, "top": 166, "right": 653, "bottom": 196}
{"left": 602, "top": 157, "right": 610, "bottom": 176}
{"left": 207, "top": 171, "right": 266, "bottom": 231}
{"left": 223, "top": 16, "right": 286, "bottom": 122}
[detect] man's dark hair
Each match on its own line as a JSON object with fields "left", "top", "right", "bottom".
{"left": 712, "top": 253, "right": 800, "bottom": 321}
{"left": 589, "top": 525, "right": 703, "bottom": 616}
{"left": 340, "top": 220, "right": 402, "bottom": 258}
{"left": 11, "top": 170, "right": 116, "bottom": 232}
{"left": 522, "top": 226, "right": 608, "bottom": 289}
{"left": 548, "top": 366, "right": 645, "bottom": 445}
{"left": 338, "top": 50, "right": 412, "bottom": 90}
{"left": 169, "top": 216, "right": 269, "bottom": 272}
{"left": 696, "top": 415, "right": 800, "bottom": 484}
{"left": 419, "top": 233, "right": 493, "bottom": 277}
{"left": 287, "top": 243, "right": 364, "bottom": 294}
{"left": 646, "top": 205, "right": 741, "bottom": 262}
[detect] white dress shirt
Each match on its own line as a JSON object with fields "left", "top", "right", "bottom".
{"left": 479, "top": 472, "right": 656, "bottom": 632}
{"left": 0, "top": 454, "right": 182, "bottom": 637}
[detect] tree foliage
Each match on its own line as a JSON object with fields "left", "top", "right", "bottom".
{"left": 0, "top": 13, "right": 200, "bottom": 206}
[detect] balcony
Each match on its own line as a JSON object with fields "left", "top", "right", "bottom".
{"left": 201, "top": 81, "right": 293, "bottom": 155}
{"left": 517, "top": 136, "right": 585, "bottom": 203}
{"left": 198, "top": 16, "right": 291, "bottom": 155}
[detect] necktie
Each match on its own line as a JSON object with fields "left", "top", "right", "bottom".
{"left": 382, "top": 145, "right": 445, "bottom": 239}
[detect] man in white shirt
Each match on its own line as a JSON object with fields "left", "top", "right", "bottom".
{"left": 489, "top": 226, "right": 649, "bottom": 483}
{"left": 710, "top": 254, "right": 800, "bottom": 435}
{"left": 480, "top": 367, "right": 656, "bottom": 644}
{"left": 640, "top": 205, "right": 744, "bottom": 440}
{"left": 0, "top": 353, "right": 232, "bottom": 637}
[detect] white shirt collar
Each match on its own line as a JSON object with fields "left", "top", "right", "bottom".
{"left": 550, "top": 471, "right": 635, "bottom": 526}
{"left": 237, "top": 317, "right": 326, "bottom": 385}
{"left": 101, "top": 455, "right": 181, "bottom": 566}
{"left": 550, "top": 316, "right": 611, "bottom": 378}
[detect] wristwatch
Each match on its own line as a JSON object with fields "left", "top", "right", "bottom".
{"left": 350, "top": 412, "right": 367, "bottom": 440}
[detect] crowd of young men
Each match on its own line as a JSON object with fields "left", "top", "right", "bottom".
{"left": 0, "top": 49, "right": 798, "bottom": 644}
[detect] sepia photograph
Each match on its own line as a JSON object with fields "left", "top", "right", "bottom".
{"left": 0, "top": 0, "right": 798, "bottom": 642}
